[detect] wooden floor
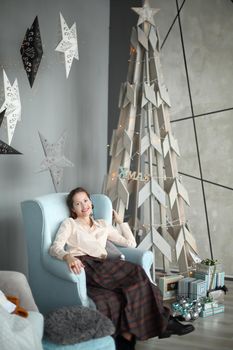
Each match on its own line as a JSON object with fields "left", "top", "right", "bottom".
{"left": 136, "top": 281, "right": 233, "bottom": 350}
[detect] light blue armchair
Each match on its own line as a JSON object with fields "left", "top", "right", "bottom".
{"left": 21, "top": 193, "right": 153, "bottom": 350}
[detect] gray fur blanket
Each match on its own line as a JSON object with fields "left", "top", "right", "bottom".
{"left": 44, "top": 305, "right": 115, "bottom": 345}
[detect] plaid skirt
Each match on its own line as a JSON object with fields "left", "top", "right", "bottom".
{"left": 79, "top": 256, "right": 170, "bottom": 340}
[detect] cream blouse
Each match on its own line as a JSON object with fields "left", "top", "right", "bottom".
{"left": 49, "top": 217, "right": 136, "bottom": 260}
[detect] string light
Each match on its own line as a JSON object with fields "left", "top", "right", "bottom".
{"left": 130, "top": 46, "right": 137, "bottom": 55}
{"left": 124, "top": 78, "right": 158, "bottom": 88}
{"left": 141, "top": 222, "right": 187, "bottom": 229}
{"left": 132, "top": 218, "right": 188, "bottom": 232}
{"left": 127, "top": 56, "right": 157, "bottom": 64}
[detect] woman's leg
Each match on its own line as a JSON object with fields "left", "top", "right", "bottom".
{"left": 80, "top": 256, "right": 194, "bottom": 344}
{"left": 80, "top": 257, "right": 170, "bottom": 340}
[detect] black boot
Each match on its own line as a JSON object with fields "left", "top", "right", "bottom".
{"left": 159, "top": 316, "right": 195, "bottom": 339}
{"left": 115, "top": 334, "right": 136, "bottom": 350}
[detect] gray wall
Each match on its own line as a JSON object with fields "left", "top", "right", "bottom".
{"left": 0, "top": 0, "right": 109, "bottom": 273}
{"left": 152, "top": 0, "right": 233, "bottom": 277}
{"left": 108, "top": 0, "right": 233, "bottom": 276}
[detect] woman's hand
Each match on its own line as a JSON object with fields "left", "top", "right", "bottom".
{"left": 112, "top": 209, "right": 123, "bottom": 225}
{"left": 63, "top": 254, "right": 85, "bottom": 274}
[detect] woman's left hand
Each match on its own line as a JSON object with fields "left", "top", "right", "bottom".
{"left": 112, "top": 209, "right": 123, "bottom": 225}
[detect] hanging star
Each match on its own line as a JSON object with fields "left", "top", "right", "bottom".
{"left": 0, "top": 140, "right": 22, "bottom": 154}
{"left": 20, "top": 16, "right": 43, "bottom": 87}
{"left": 0, "top": 109, "right": 5, "bottom": 128}
{"left": 0, "top": 110, "right": 22, "bottom": 154}
{"left": 0, "top": 70, "right": 21, "bottom": 145}
{"left": 132, "top": 3, "right": 160, "bottom": 27}
{"left": 38, "top": 131, "right": 74, "bottom": 192}
{"left": 55, "top": 12, "right": 79, "bottom": 78}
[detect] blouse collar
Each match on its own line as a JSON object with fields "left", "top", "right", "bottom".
{"left": 73, "top": 216, "right": 102, "bottom": 228}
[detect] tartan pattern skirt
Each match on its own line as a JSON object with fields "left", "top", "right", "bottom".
{"left": 79, "top": 256, "right": 170, "bottom": 340}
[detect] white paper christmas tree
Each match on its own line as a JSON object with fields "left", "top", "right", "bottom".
{"left": 103, "top": 1, "right": 198, "bottom": 278}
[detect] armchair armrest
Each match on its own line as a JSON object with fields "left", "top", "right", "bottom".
{"left": 117, "top": 247, "right": 154, "bottom": 282}
{"left": 0, "top": 271, "right": 38, "bottom": 311}
{"left": 42, "top": 255, "right": 88, "bottom": 303}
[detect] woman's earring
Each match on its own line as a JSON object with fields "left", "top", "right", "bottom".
{"left": 90, "top": 203, "right": 94, "bottom": 217}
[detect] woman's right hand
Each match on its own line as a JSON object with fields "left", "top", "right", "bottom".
{"left": 63, "top": 254, "right": 85, "bottom": 274}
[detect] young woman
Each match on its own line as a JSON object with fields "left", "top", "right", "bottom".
{"left": 50, "top": 187, "right": 194, "bottom": 350}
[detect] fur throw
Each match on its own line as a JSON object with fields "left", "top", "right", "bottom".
{"left": 44, "top": 305, "right": 115, "bottom": 345}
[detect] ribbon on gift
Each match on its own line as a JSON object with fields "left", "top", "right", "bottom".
{"left": 201, "top": 258, "right": 218, "bottom": 291}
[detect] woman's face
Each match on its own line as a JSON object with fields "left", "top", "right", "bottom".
{"left": 72, "top": 191, "right": 92, "bottom": 219}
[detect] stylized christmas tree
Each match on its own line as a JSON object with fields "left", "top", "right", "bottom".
{"left": 103, "top": 1, "right": 198, "bottom": 278}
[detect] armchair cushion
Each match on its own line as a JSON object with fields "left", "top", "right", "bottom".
{"left": 44, "top": 305, "right": 115, "bottom": 345}
{"left": 106, "top": 240, "right": 125, "bottom": 260}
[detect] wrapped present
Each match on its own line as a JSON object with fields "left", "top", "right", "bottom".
{"left": 158, "top": 275, "right": 184, "bottom": 300}
{"left": 202, "top": 300, "right": 218, "bottom": 310}
{"left": 200, "top": 304, "right": 224, "bottom": 317}
{"left": 190, "top": 279, "right": 207, "bottom": 299}
{"left": 195, "top": 272, "right": 217, "bottom": 290}
{"left": 178, "top": 277, "right": 196, "bottom": 298}
{"left": 209, "top": 289, "right": 225, "bottom": 303}
{"left": 216, "top": 272, "right": 225, "bottom": 287}
{"left": 196, "top": 259, "right": 222, "bottom": 274}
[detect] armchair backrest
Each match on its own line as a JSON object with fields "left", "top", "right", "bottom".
{"left": 21, "top": 192, "right": 112, "bottom": 313}
{"left": 26, "top": 192, "right": 113, "bottom": 254}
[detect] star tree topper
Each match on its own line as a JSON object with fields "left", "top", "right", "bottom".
{"left": 132, "top": 1, "right": 160, "bottom": 27}
{"left": 38, "top": 131, "right": 74, "bottom": 192}
{"left": 0, "top": 70, "right": 21, "bottom": 145}
{"left": 55, "top": 12, "right": 79, "bottom": 78}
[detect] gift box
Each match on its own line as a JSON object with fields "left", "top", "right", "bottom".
{"left": 202, "top": 300, "right": 218, "bottom": 310}
{"left": 200, "top": 304, "right": 224, "bottom": 317}
{"left": 195, "top": 272, "right": 217, "bottom": 290}
{"left": 216, "top": 272, "right": 225, "bottom": 288}
{"left": 178, "top": 277, "right": 196, "bottom": 298}
{"left": 208, "top": 289, "right": 225, "bottom": 303}
{"left": 190, "top": 279, "right": 207, "bottom": 299}
{"left": 158, "top": 275, "right": 184, "bottom": 300}
{"left": 196, "top": 262, "right": 222, "bottom": 274}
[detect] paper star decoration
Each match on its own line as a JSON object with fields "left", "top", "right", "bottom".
{"left": 0, "top": 140, "right": 22, "bottom": 154}
{"left": 132, "top": 2, "right": 160, "bottom": 27}
{"left": 20, "top": 16, "right": 43, "bottom": 87}
{"left": 0, "top": 110, "right": 22, "bottom": 154}
{"left": 0, "top": 70, "right": 21, "bottom": 145}
{"left": 38, "top": 131, "right": 74, "bottom": 192}
{"left": 55, "top": 12, "right": 79, "bottom": 78}
{"left": 0, "top": 109, "right": 5, "bottom": 127}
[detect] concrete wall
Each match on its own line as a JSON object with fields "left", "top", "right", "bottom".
{"left": 0, "top": 0, "right": 109, "bottom": 273}
{"left": 108, "top": 0, "right": 233, "bottom": 276}
{"left": 152, "top": 0, "right": 233, "bottom": 276}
